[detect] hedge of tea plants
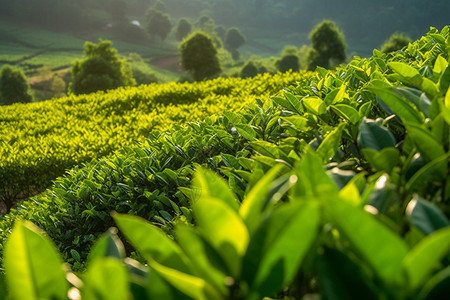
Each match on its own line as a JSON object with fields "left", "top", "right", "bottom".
{"left": 1, "top": 26, "right": 450, "bottom": 299}
{"left": 0, "top": 72, "right": 307, "bottom": 211}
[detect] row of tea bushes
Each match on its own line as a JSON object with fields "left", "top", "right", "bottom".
{"left": 0, "top": 72, "right": 307, "bottom": 211}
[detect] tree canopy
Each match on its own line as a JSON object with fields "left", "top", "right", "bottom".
{"left": 0, "top": 65, "right": 32, "bottom": 105}
{"left": 146, "top": 9, "right": 172, "bottom": 41}
{"left": 69, "top": 40, "right": 135, "bottom": 95}
{"left": 307, "top": 20, "right": 347, "bottom": 70}
{"left": 381, "top": 32, "right": 412, "bottom": 53}
{"left": 225, "top": 27, "right": 246, "bottom": 60}
{"left": 179, "top": 32, "right": 222, "bottom": 81}
{"left": 175, "top": 18, "right": 192, "bottom": 41}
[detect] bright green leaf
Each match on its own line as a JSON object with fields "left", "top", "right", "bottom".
{"left": 245, "top": 201, "right": 320, "bottom": 299}
{"left": 316, "top": 124, "right": 343, "bottom": 163}
{"left": 149, "top": 260, "right": 223, "bottom": 300}
{"left": 4, "top": 221, "right": 67, "bottom": 300}
{"left": 388, "top": 62, "right": 423, "bottom": 87}
{"left": 113, "top": 214, "right": 192, "bottom": 273}
{"left": 331, "top": 104, "right": 361, "bottom": 124}
{"left": 82, "top": 258, "right": 129, "bottom": 300}
{"left": 303, "top": 96, "right": 327, "bottom": 115}
{"left": 403, "top": 227, "right": 450, "bottom": 290}
{"left": 194, "top": 197, "right": 249, "bottom": 278}
{"left": 239, "top": 164, "right": 285, "bottom": 235}
{"left": 193, "top": 167, "right": 239, "bottom": 212}
{"left": 328, "top": 198, "right": 409, "bottom": 287}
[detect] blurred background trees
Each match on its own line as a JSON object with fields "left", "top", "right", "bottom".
{"left": 306, "top": 20, "right": 347, "bottom": 70}
{"left": 224, "top": 27, "right": 246, "bottom": 60}
{"left": 69, "top": 40, "right": 135, "bottom": 95}
{"left": 0, "top": 65, "right": 33, "bottom": 105}
{"left": 180, "top": 32, "right": 221, "bottom": 81}
{"left": 381, "top": 32, "right": 412, "bottom": 53}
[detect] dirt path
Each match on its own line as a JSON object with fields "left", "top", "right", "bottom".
{"left": 150, "top": 55, "right": 181, "bottom": 72}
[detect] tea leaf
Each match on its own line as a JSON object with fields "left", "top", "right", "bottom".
{"left": 403, "top": 227, "right": 450, "bottom": 290}
{"left": 4, "top": 221, "right": 67, "bottom": 300}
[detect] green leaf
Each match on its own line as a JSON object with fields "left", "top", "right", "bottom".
{"left": 433, "top": 55, "right": 448, "bottom": 75}
{"left": 403, "top": 227, "right": 450, "bottom": 290}
{"left": 175, "top": 225, "right": 228, "bottom": 295}
{"left": 194, "top": 197, "right": 249, "bottom": 278}
{"left": 405, "top": 154, "right": 449, "bottom": 194}
{"left": 292, "top": 148, "right": 339, "bottom": 199}
{"left": 281, "top": 115, "right": 308, "bottom": 132}
{"left": 193, "top": 167, "right": 239, "bottom": 212}
{"left": 113, "top": 214, "right": 192, "bottom": 273}
{"left": 328, "top": 198, "right": 409, "bottom": 287}
{"left": 234, "top": 124, "right": 257, "bottom": 141}
{"left": 239, "top": 164, "right": 285, "bottom": 235}
{"left": 388, "top": 62, "right": 423, "bottom": 86}
{"left": 303, "top": 96, "right": 327, "bottom": 115}
{"left": 249, "top": 140, "right": 281, "bottom": 158}
{"left": 358, "top": 118, "right": 396, "bottom": 151}
{"left": 88, "top": 228, "right": 126, "bottom": 264}
{"left": 393, "top": 87, "right": 431, "bottom": 117}
{"left": 331, "top": 104, "right": 361, "bottom": 124}
{"left": 362, "top": 147, "right": 399, "bottom": 173}
{"left": 318, "top": 248, "right": 378, "bottom": 300}
{"left": 368, "top": 84, "right": 424, "bottom": 124}
{"left": 149, "top": 260, "right": 224, "bottom": 300}
{"left": 325, "top": 84, "right": 347, "bottom": 105}
{"left": 82, "top": 257, "right": 129, "bottom": 300}
{"left": 418, "top": 265, "right": 450, "bottom": 300}
{"left": 405, "top": 122, "right": 446, "bottom": 163}
{"left": 4, "top": 221, "right": 67, "bottom": 300}
{"left": 406, "top": 196, "right": 450, "bottom": 235}
{"left": 316, "top": 124, "right": 343, "bottom": 163}
{"left": 244, "top": 201, "right": 321, "bottom": 299}
{"left": 439, "top": 64, "right": 450, "bottom": 92}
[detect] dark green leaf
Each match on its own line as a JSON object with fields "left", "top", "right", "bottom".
{"left": 358, "top": 118, "right": 396, "bottom": 151}
{"left": 406, "top": 196, "right": 450, "bottom": 235}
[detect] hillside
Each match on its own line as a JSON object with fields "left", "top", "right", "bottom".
{"left": 0, "top": 71, "right": 307, "bottom": 213}
{"left": 1, "top": 26, "right": 450, "bottom": 299}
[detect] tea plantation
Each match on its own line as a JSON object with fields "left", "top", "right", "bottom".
{"left": 0, "top": 72, "right": 306, "bottom": 212}
{"left": 1, "top": 27, "right": 450, "bottom": 299}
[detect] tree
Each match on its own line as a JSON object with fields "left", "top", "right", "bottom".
{"left": 175, "top": 18, "right": 192, "bottom": 41}
{"left": 0, "top": 65, "right": 32, "bottom": 105}
{"left": 307, "top": 20, "right": 347, "bottom": 70}
{"left": 225, "top": 27, "right": 246, "bottom": 60}
{"left": 215, "top": 25, "right": 226, "bottom": 41}
{"left": 69, "top": 40, "right": 135, "bottom": 95}
{"left": 381, "top": 32, "right": 411, "bottom": 53}
{"left": 275, "top": 46, "right": 300, "bottom": 72}
{"left": 240, "top": 61, "right": 259, "bottom": 78}
{"left": 146, "top": 8, "right": 172, "bottom": 41}
{"left": 180, "top": 32, "right": 221, "bottom": 81}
